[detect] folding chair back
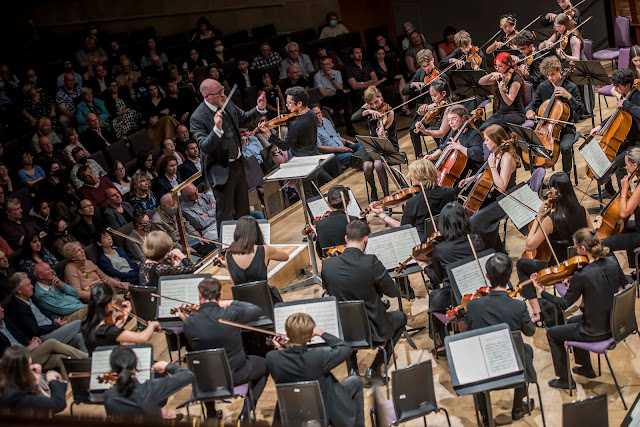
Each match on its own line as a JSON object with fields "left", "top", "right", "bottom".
{"left": 276, "top": 381, "right": 327, "bottom": 427}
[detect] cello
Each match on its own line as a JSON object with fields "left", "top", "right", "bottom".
{"left": 522, "top": 61, "right": 576, "bottom": 168}
{"left": 597, "top": 170, "right": 639, "bottom": 239}
{"left": 585, "top": 80, "right": 639, "bottom": 178}
{"left": 435, "top": 108, "right": 483, "bottom": 187}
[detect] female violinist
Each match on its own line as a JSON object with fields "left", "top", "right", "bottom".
{"left": 424, "top": 104, "right": 485, "bottom": 181}
{"left": 412, "top": 79, "right": 452, "bottom": 155}
{"left": 478, "top": 52, "right": 526, "bottom": 131}
{"left": 539, "top": 13, "right": 584, "bottom": 62}
{"left": 601, "top": 147, "right": 640, "bottom": 271}
{"left": 545, "top": 0, "right": 582, "bottom": 26}
{"left": 465, "top": 125, "right": 518, "bottom": 251}
{"left": 351, "top": 86, "right": 398, "bottom": 201}
{"left": 314, "top": 185, "right": 360, "bottom": 254}
{"left": 485, "top": 14, "right": 518, "bottom": 55}
{"left": 369, "top": 159, "right": 454, "bottom": 243}
{"left": 139, "top": 231, "right": 197, "bottom": 288}
{"left": 525, "top": 56, "right": 585, "bottom": 174}
{"left": 440, "top": 31, "right": 487, "bottom": 71}
{"left": 516, "top": 172, "right": 592, "bottom": 323}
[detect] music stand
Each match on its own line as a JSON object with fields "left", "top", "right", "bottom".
{"left": 569, "top": 60, "right": 610, "bottom": 127}
{"left": 508, "top": 124, "right": 553, "bottom": 176}
{"left": 450, "top": 70, "right": 492, "bottom": 109}
{"left": 577, "top": 135, "right": 619, "bottom": 212}
{"left": 532, "top": 28, "right": 555, "bottom": 42}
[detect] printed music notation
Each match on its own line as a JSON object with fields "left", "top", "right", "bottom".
{"left": 221, "top": 223, "right": 271, "bottom": 247}
{"left": 157, "top": 277, "right": 202, "bottom": 319}
{"left": 450, "top": 254, "right": 494, "bottom": 297}
{"left": 498, "top": 184, "right": 543, "bottom": 230}
{"left": 307, "top": 189, "right": 361, "bottom": 218}
{"left": 268, "top": 154, "right": 333, "bottom": 180}
{"left": 365, "top": 226, "right": 421, "bottom": 271}
{"left": 579, "top": 137, "right": 612, "bottom": 180}
{"left": 274, "top": 299, "right": 341, "bottom": 345}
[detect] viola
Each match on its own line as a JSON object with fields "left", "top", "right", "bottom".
{"left": 461, "top": 134, "right": 517, "bottom": 217}
{"left": 249, "top": 112, "right": 299, "bottom": 136}
{"left": 359, "top": 186, "right": 421, "bottom": 217}
{"left": 523, "top": 62, "right": 575, "bottom": 168}
{"left": 509, "top": 255, "right": 589, "bottom": 297}
{"left": 597, "top": 170, "right": 639, "bottom": 239}
{"left": 465, "top": 46, "right": 483, "bottom": 70}
{"left": 446, "top": 286, "right": 492, "bottom": 318}
{"left": 435, "top": 108, "right": 483, "bottom": 187}
{"left": 521, "top": 188, "right": 557, "bottom": 261}
{"left": 321, "top": 245, "right": 346, "bottom": 263}
{"left": 586, "top": 80, "right": 639, "bottom": 178}
{"left": 394, "top": 232, "right": 443, "bottom": 274}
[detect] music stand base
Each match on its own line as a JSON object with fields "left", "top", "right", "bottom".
{"left": 280, "top": 272, "right": 323, "bottom": 293}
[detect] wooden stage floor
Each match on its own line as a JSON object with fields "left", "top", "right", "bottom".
{"left": 62, "top": 90, "right": 640, "bottom": 426}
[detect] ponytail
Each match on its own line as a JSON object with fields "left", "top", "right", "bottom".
{"left": 110, "top": 347, "right": 138, "bottom": 397}
{"left": 573, "top": 228, "right": 609, "bottom": 259}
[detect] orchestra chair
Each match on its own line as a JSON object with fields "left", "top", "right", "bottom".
{"left": 593, "top": 16, "right": 632, "bottom": 68}
{"left": 62, "top": 357, "right": 104, "bottom": 413}
{"left": 105, "top": 139, "right": 133, "bottom": 165}
{"left": 566, "top": 284, "right": 638, "bottom": 408}
{"left": 337, "top": 300, "right": 397, "bottom": 398}
{"left": 632, "top": 246, "right": 640, "bottom": 297}
{"left": 178, "top": 348, "right": 256, "bottom": 421}
{"left": 276, "top": 381, "right": 327, "bottom": 427}
{"left": 369, "top": 360, "right": 451, "bottom": 427}
{"left": 429, "top": 310, "right": 456, "bottom": 360}
{"left": 230, "top": 280, "right": 275, "bottom": 327}
{"left": 562, "top": 393, "right": 609, "bottom": 427}
{"left": 128, "top": 285, "right": 184, "bottom": 365}
{"left": 597, "top": 47, "right": 630, "bottom": 119}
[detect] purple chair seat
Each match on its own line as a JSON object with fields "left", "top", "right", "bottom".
{"left": 234, "top": 383, "right": 249, "bottom": 395}
{"left": 432, "top": 312, "right": 455, "bottom": 325}
{"left": 633, "top": 246, "right": 640, "bottom": 254}
{"left": 593, "top": 49, "right": 620, "bottom": 61}
{"left": 370, "top": 399, "right": 397, "bottom": 425}
{"left": 555, "top": 282, "right": 568, "bottom": 297}
{"left": 166, "top": 326, "right": 183, "bottom": 334}
{"left": 478, "top": 100, "right": 491, "bottom": 109}
{"left": 523, "top": 120, "right": 535, "bottom": 128}
{"left": 598, "top": 84, "right": 614, "bottom": 97}
{"left": 566, "top": 337, "right": 615, "bottom": 354}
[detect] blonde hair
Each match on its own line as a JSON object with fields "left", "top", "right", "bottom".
{"left": 62, "top": 241, "right": 83, "bottom": 261}
{"left": 406, "top": 158, "right": 438, "bottom": 189}
{"left": 626, "top": 146, "right": 640, "bottom": 165}
{"left": 540, "top": 56, "right": 562, "bottom": 76}
{"left": 130, "top": 172, "right": 150, "bottom": 195}
{"left": 454, "top": 31, "right": 471, "bottom": 47}
{"left": 285, "top": 312, "right": 315, "bottom": 345}
{"left": 142, "top": 231, "right": 173, "bottom": 261}
{"left": 499, "top": 15, "right": 517, "bottom": 28}
{"left": 416, "top": 49, "right": 433, "bottom": 65}
{"left": 573, "top": 228, "right": 609, "bottom": 259}
{"left": 363, "top": 86, "right": 382, "bottom": 104}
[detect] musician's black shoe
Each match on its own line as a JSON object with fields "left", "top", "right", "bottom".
{"left": 370, "top": 190, "right": 379, "bottom": 202}
{"left": 364, "top": 368, "right": 388, "bottom": 387}
{"left": 382, "top": 299, "right": 390, "bottom": 310}
{"left": 572, "top": 366, "right": 597, "bottom": 378}
{"left": 548, "top": 378, "right": 575, "bottom": 390}
{"left": 590, "top": 190, "right": 614, "bottom": 200}
{"left": 349, "top": 368, "right": 360, "bottom": 377}
{"left": 512, "top": 398, "right": 535, "bottom": 420}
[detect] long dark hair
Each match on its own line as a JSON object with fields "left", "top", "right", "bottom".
{"left": 20, "top": 232, "right": 44, "bottom": 261}
{"left": 110, "top": 346, "right": 138, "bottom": 397}
{"left": 81, "top": 282, "right": 115, "bottom": 348}
{"left": 439, "top": 202, "right": 470, "bottom": 240}
{"left": 629, "top": 45, "right": 640, "bottom": 79}
{"left": 136, "top": 151, "right": 155, "bottom": 174}
{"left": 548, "top": 172, "right": 587, "bottom": 239}
{"left": 227, "top": 216, "right": 264, "bottom": 255}
{"left": 0, "top": 346, "right": 37, "bottom": 394}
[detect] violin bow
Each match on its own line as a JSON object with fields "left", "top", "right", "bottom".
{"left": 480, "top": 29, "right": 503, "bottom": 50}
{"left": 535, "top": 16, "right": 592, "bottom": 58}
{"left": 419, "top": 182, "right": 438, "bottom": 234}
{"left": 112, "top": 303, "right": 167, "bottom": 334}
{"left": 106, "top": 227, "right": 144, "bottom": 245}
{"left": 467, "top": 234, "right": 489, "bottom": 288}
{"left": 218, "top": 318, "right": 282, "bottom": 336}
{"left": 187, "top": 234, "right": 224, "bottom": 246}
{"left": 311, "top": 180, "right": 331, "bottom": 210}
{"left": 151, "top": 293, "right": 193, "bottom": 306}
{"left": 277, "top": 98, "right": 282, "bottom": 139}
{"left": 503, "top": 15, "right": 542, "bottom": 47}
{"left": 495, "top": 187, "right": 561, "bottom": 265}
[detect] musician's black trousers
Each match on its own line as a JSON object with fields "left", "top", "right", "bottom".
{"left": 470, "top": 201, "right": 507, "bottom": 253}
{"left": 516, "top": 258, "right": 548, "bottom": 300}
{"left": 602, "top": 220, "right": 640, "bottom": 268}
{"left": 547, "top": 315, "right": 605, "bottom": 380}
{"left": 478, "top": 111, "right": 525, "bottom": 131}
{"left": 558, "top": 127, "right": 577, "bottom": 175}
{"left": 212, "top": 160, "right": 250, "bottom": 237}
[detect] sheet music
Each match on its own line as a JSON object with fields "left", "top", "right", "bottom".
{"left": 450, "top": 254, "right": 493, "bottom": 297}
{"left": 268, "top": 155, "right": 331, "bottom": 179}
{"left": 90, "top": 347, "right": 152, "bottom": 391}
{"left": 274, "top": 299, "right": 340, "bottom": 344}
{"left": 221, "top": 223, "right": 270, "bottom": 247}
{"left": 365, "top": 227, "right": 421, "bottom": 270}
{"left": 307, "top": 189, "right": 361, "bottom": 218}
{"left": 449, "top": 328, "right": 519, "bottom": 386}
{"left": 157, "top": 276, "right": 202, "bottom": 318}
{"left": 498, "top": 185, "right": 542, "bottom": 230}
{"left": 579, "top": 137, "right": 612, "bottom": 179}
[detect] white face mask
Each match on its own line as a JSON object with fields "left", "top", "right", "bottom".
{"left": 215, "top": 45, "right": 224, "bottom": 53}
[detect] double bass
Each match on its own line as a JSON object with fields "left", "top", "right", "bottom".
{"left": 522, "top": 62, "right": 576, "bottom": 168}
{"left": 435, "top": 108, "right": 483, "bottom": 187}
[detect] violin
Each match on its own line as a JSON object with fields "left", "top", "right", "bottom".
{"left": 170, "top": 304, "right": 200, "bottom": 316}
{"left": 509, "top": 255, "right": 589, "bottom": 297}
{"left": 461, "top": 134, "right": 517, "bottom": 217}
{"left": 314, "top": 211, "right": 331, "bottom": 222}
{"left": 586, "top": 80, "right": 639, "bottom": 178}
{"left": 523, "top": 62, "right": 575, "bottom": 168}
{"left": 394, "top": 232, "right": 443, "bottom": 274}
{"left": 423, "top": 68, "right": 441, "bottom": 85}
{"left": 597, "top": 170, "right": 639, "bottom": 239}
{"left": 321, "top": 245, "right": 346, "bottom": 263}
{"left": 373, "top": 102, "right": 392, "bottom": 134}
{"left": 465, "top": 46, "right": 483, "bottom": 70}
{"left": 435, "top": 108, "right": 483, "bottom": 187}
{"left": 249, "top": 112, "right": 299, "bottom": 136}
{"left": 521, "top": 188, "right": 557, "bottom": 261}
{"left": 498, "top": 69, "right": 514, "bottom": 95}
{"left": 359, "top": 186, "right": 421, "bottom": 217}
{"left": 446, "top": 286, "right": 492, "bottom": 318}
{"left": 420, "top": 99, "right": 448, "bottom": 126}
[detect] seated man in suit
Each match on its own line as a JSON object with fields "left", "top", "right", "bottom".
{"left": 466, "top": 253, "right": 536, "bottom": 424}
{"left": 5, "top": 272, "right": 87, "bottom": 353}
{"left": 314, "top": 185, "right": 358, "bottom": 254}
{"left": 103, "top": 188, "right": 134, "bottom": 229}
{"left": 321, "top": 220, "right": 406, "bottom": 385}
{"left": 178, "top": 277, "right": 266, "bottom": 421}
{"left": 151, "top": 156, "right": 183, "bottom": 201}
{"left": 177, "top": 140, "right": 203, "bottom": 186}
{"left": 81, "top": 112, "right": 116, "bottom": 154}
{"left": 267, "top": 312, "right": 365, "bottom": 427}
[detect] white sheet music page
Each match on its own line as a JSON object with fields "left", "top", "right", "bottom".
{"left": 221, "top": 223, "right": 270, "bottom": 247}
{"left": 450, "top": 254, "right": 493, "bottom": 297}
{"left": 274, "top": 299, "right": 340, "bottom": 344}
{"left": 268, "top": 155, "right": 332, "bottom": 179}
{"left": 498, "top": 185, "right": 542, "bottom": 230}
{"left": 365, "top": 227, "right": 421, "bottom": 270}
{"left": 157, "top": 277, "right": 202, "bottom": 318}
{"left": 449, "top": 336, "right": 489, "bottom": 385}
{"left": 308, "top": 189, "right": 361, "bottom": 218}
{"left": 579, "top": 137, "right": 611, "bottom": 179}
{"left": 90, "top": 347, "right": 152, "bottom": 391}
{"left": 480, "top": 329, "right": 519, "bottom": 378}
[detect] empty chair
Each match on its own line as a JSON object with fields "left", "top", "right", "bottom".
{"left": 593, "top": 16, "right": 632, "bottom": 65}
{"left": 127, "top": 129, "right": 152, "bottom": 153}
{"left": 276, "top": 381, "right": 327, "bottom": 427}
{"left": 562, "top": 393, "right": 609, "bottom": 427}
{"left": 106, "top": 139, "right": 133, "bottom": 165}
{"left": 252, "top": 24, "right": 277, "bottom": 42}
{"left": 290, "top": 28, "right": 317, "bottom": 46}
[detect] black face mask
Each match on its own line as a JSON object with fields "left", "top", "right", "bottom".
{"left": 59, "top": 227, "right": 69, "bottom": 237}
{"left": 51, "top": 170, "right": 62, "bottom": 177}
{"left": 77, "top": 157, "right": 87, "bottom": 165}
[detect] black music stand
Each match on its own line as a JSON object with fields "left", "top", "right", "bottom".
{"left": 508, "top": 124, "right": 553, "bottom": 176}
{"left": 450, "top": 71, "right": 492, "bottom": 109}
{"left": 532, "top": 28, "right": 555, "bottom": 42}
{"left": 569, "top": 60, "right": 610, "bottom": 127}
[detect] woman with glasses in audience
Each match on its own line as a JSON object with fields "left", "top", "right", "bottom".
{"left": 110, "top": 161, "right": 131, "bottom": 196}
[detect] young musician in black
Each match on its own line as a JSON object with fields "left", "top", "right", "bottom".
{"left": 532, "top": 229, "right": 627, "bottom": 389}
{"left": 544, "top": 0, "right": 582, "bottom": 26}
{"left": 485, "top": 14, "right": 518, "bottom": 55}
{"left": 466, "top": 253, "right": 536, "bottom": 423}
{"left": 440, "top": 30, "right": 487, "bottom": 71}
{"left": 478, "top": 52, "right": 526, "bottom": 130}
{"left": 540, "top": 13, "right": 584, "bottom": 62}
{"left": 314, "top": 185, "right": 359, "bottom": 254}
{"left": 413, "top": 79, "right": 452, "bottom": 154}
{"left": 513, "top": 30, "right": 546, "bottom": 89}
{"left": 321, "top": 220, "right": 407, "bottom": 385}
{"left": 525, "top": 56, "right": 585, "bottom": 175}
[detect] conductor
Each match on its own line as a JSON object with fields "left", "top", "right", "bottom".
{"left": 190, "top": 79, "right": 267, "bottom": 234}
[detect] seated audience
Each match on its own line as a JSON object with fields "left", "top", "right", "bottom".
{"left": 166, "top": 78, "right": 197, "bottom": 124}
{"left": 62, "top": 128, "right": 87, "bottom": 165}
{"left": 38, "top": 162, "right": 63, "bottom": 205}
{"left": 178, "top": 140, "right": 203, "bottom": 185}
{"left": 405, "top": 31, "right": 432, "bottom": 77}
{"left": 55, "top": 72, "right": 82, "bottom": 131}
{"left": 129, "top": 172, "right": 158, "bottom": 213}
{"left": 110, "top": 160, "right": 131, "bottom": 195}
{"left": 76, "top": 165, "right": 117, "bottom": 207}
{"left": 49, "top": 219, "right": 77, "bottom": 261}
{"left": 374, "top": 34, "right": 398, "bottom": 54}
{"left": 81, "top": 112, "right": 116, "bottom": 154}
{"left": 239, "top": 128, "right": 265, "bottom": 165}
{"left": 209, "top": 39, "right": 228, "bottom": 68}
{"left": 279, "top": 42, "right": 315, "bottom": 79}
{"left": 22, "top": 85, "right": 60, "bottom": 132}
{"left": 85, "top": 63, "right": 109, "bottom": 99}
{"left": 143, "top": 55, "right": 170, "bottom": 87}
{"left": 192, "top": 17, "right": 218, "bottom": 41}
{"left": 70, "top": 147, "right": 107, "bottom": 188}
{"left": 140, "top": 82, "right": 179, "bottom": 148}
{"left": 30, "top": 117, "right": 62, "bottom": 154}
{"left": 140, "top": 37, "right": 168, "bottom": 69}
{"left": 1, "top": 198, "right": 44, "bottom": 250}
{"left": 18, "top": 152, "right": 46, "bottom": 186}
{"left": 278, "top": 65, "right": 310, "bottom": 92}
{"left": 168, "top": 64, "right": 194, "bottom": 92}
{"left": 62, "top": 241, "right": 129, "bottom": 303}
{"left": 35, "top": 136, "right": 70, "bottom": 177}
{"left": 180, "top": 184, "right": 218, "bottom": 240}
{"left": 258, "top": 70, "right": 286, "bottom": 119}
{"left": 77, "top": 87, "right": 110, "bottom": 134}
{"left": 32, "top": 262, "right": 87, "bottom": 323}
{"left": 71, "top": 199, "right": 103, "bottom": 246}
{"left": 103, "top": 79, "right": 141, "bottom": 138}
{"left": 373, "top": 47, "right": 411, "bottom": 116}
{"left": 0, "top": 251, "right": 16, "bottom": 301}
{"left": 319, "top": 11, "right": 350, "bottom": 38}
{"left": 314, "top": 57, "right": 356, "bottom": 135}
{"left": 139, "top": 231, "right": 196, "bottom": 288}
{"left": 134, "top": 151, "right": 158, "bottom": 181}
{"left": 401, "top": 21, "right": 428, "bottom": 50}
{"left": 52, "top": 182, "right": 81, "bottom": 223}
{"left": 344, "top": 47, "right": 378, "bottom": 105}
{"left": 207, "top": 65, "right": 230, "bottom": 93}
{"left": 103, "top": 188, "right": 134, "bottom": 229}
{"left": 151, "top": 156, "right": 182, "bottom": 201}
{"left": 126, "top": 211, "right": 150, "bottom": 263}
{"left": 156, "top": 139, "right": 185, "bottom": 170}
{"left": 182, "top": 48, "right": 208, "bottom": 80}
{"left": 311, "top": 105, "right": 361, "bottom": 169}
{"left": 18, "top": 233, "right": 57, "bottom": 282}
{"left": 230, "top": 59, "right": 255, "bottom": 94}
{"left": 437, "top": 26, "right": 458, "bottom": 60}
{"left": 250, "top": 42, "right": 282, "bottom": 70}
{"left": 56, "top": 58, "right": 83, "bottom": 88}
{"left": 96, "top": 229, "right": 139, "bottom": 285}
{"left": 0, "top": 163, "right": 12, "bottom": 193}
{"left": 173, "top": 124, "right": 190, "bottom": 154}
{"left": 76, "top": 34, "right": 108, "bottom": 68}
{"left": 116, "top": 58, "right": 141, "bottom": 96}
{"left": 28, "top": 199, "right": 53, "bottom": 232}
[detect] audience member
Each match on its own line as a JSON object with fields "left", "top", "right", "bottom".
{"left": 173, "top": 124, "right": 190, "bottom": 154}
{"left": 166, "top": 78, "right": 197, "bottom": 124}
{"left": 156, "top": 139, "right": 185, "bottom": 171}
{"left": 168, "top": 64, "right": 194, "bottom": 92}
{"left": 96, "top": 229, "right": 139, "bottom": 285}
{"left": 39, "top": 162, "right": 62, "bottom": 203}
{"left": 0, "top": 163, "right": 12, "bottom": 194}
{"left": 35, "top": 136, "right": 70, "bottom": 176}
{"left": 375, "top": 34, "right": 397, "bottom": 54}
{"left": 192, "top": 17, "right": 218, "bottom": 41}
{"left": 129, "top": 172, "right": 158, "bottom": 213}
{"left": 250, "top": 42, "right": 282, "bottom": 70}
{"left": 1, "top": 198, "right": 45, "bottom": 249}
{"left": 19, "top": 152, "right": 45, "bottom": 187}
{"left": 239, "top": 128, "right": 265, "bottom": 165}
{"left": 230, "top": 59, "right": 255, "bottom": 94}
{"left": 110, "top": 160, "right": 131, "bottom": 195}
{"left": 141, "top": 82, "right": 179, "bottom": 148}
{"left": 314, "top": 46, "right": 343, "bottom": 70}
{"left": 32, "top": 262, "right": 87, "bottom": 323}
{"left": 373, "top": 47, "right": 411, "bottom": 116}
{"left": 180, "top": 184, "right": 218, "bottom": 240}
{"left": 437, "top": 26, "right": 458, "bottom": 60}
{"left": 28, "top": 199, "right": 52, "bottom": 232}
{"left": 49, "top": 219, "right": 77, "bottom": 261}
{"left": 182, "top": 48, "right": 208, "bottom": 80}
{"left": 401, "top": 21, "right": 428, "bottom": 50}
{"left": 344, "top": 47, "right": 378, "bottom": 105}
{"left": 139, "top": 230, "right": 196, "bottom": 288}
{"left": 140, "top": 38, "right": 168, "bottom": 69}
{"left": 258, "top": 70, "right": 285, "bottom": 118}
{"left": 30, "top": 117, "right": 62, "bottom": 154}
{"left": 103, "top": 79, "right": 141, "bottom": 138}
{"left": 314, "top": 56, "right": 356, "bottom": 135}
{"left": 76, "top": 165, "right": 117, "bottom": 207}
{"left": 71, "top": 199, "right": 103, "bottom": 246}
{"left": 76, "top": 35, "right": 108, "bottom": 68}
{"left": 55, "top": 72, "right": 82, "bottom": 130}
{"left": 103, "top": 188, "right": 134, "bottom": 229}
{"left": 77, "top": 88, "right": 110, "bottom": 134}
{"left": 116, "top": 58, "right": 141, "bottom": 96}
{"left": 17, "top": 233, "right": 57, "bottom": 282}
{"left": 178, "top": 140, "right": 202, "bottom": 181}
{"left": 279, "top": 42, "right": 315, "bottom": 79}
{"left": 126, "top": 211, "right": 150, "bottom": 263}
{"left": 85, "top": 63, "right": 109, "bottom": 99}
{"left": 134, "top": 151, "right": 158, "bottom": 180}
{"left": 279, "top": 65, "right": 310, "bottom": 92}
{"left": 56, "top": 59, "right": 83, "bottom": 89}
{"left": 62, "top": 128, "right": 87, "bottom": 164}
{"left": 152, "top": 156, "right": 182, "bottom": 201}
{"left": 52, "top": 182, "right": 81, "bottom": 223}
{"left": 22, "top": 85, "right": 60, "bottom": 132}
{"left": 319, "top": 11, "right": 350, "bottom": 39}
{"left": 70, "top": 147, "right": 107, "bottom": 188}
{"left": 405, "top": 31, "right": 432, "bottom": 77}
{"left": 311, "top": 105, "right": 361, "bottom": 169}
{"left": 0, "top": 250, "right": 16, "bottom": 301}
{"left": 209, "top": 39, "right": 227, "bottom": 67}
{"left": 207, "top": 65, "right": 230, "bottom": 93}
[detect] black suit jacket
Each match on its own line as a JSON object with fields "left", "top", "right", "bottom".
{"left": 321, "top": 247, "right": 399, "bottom": 342}
{"left": 266, "top": 333, "right": 356, "bottom": 427}
{"left": 315, "top": 211, "right": 359, "bottom": 254}
{"left": 103, "top": 202, "right": 134, "bottom": 229}
{"left": 190, "top": 100, "right": 263, "bottom": 187}
{"left": 542, "top": 257, "right": 626, "bottom": 338}
{"left": 183, "top": 301, "right": 262, "bottom": 371}
{"left": 151, "top": 172, "right": 182, "bottom": 201}
{"left": 6, "top": 296, "right": 59, "bottom": 338}
{"left": 81, "top": 128, "right": 116, "bottom": 154}
{"left": 178, "top": 158, "right": 203, "bottom": 186}
{"left": 425, "top": 234, "right": 484, "bottom": 288}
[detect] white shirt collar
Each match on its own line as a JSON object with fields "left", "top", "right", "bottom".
{"left": 36, "top": 281, "right": 54, "bottom": 292}
{"left": 204, "top": 99, "right": 218, "bottom": 112}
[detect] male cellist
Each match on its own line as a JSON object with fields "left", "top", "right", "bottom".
{"left": 525, "top": 56, "right": 585, "bottom": 174}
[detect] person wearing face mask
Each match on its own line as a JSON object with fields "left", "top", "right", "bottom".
{"left": 210, "top": 39, "right": 226, "bottom": 68}
{"left": 70, "top": 147, "right": 107, "bottom": 189}
{"left": 319, "top": 12, "right": 349, "bottom": 39}
{"left": 49, "top": 219, "right": 78, "bottom": 261}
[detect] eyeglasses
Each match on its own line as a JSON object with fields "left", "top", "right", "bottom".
{"left": 80, "top": 203, "right": 94, "bottom": 209}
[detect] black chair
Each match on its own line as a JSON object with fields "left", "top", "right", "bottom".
{"left": 276, "top": 380, "right": 327, "bottom": 427}
{"left": 370, "top": 360, "right": 451, "bottom": 426}
{"left": 231, "top": 280, "right": 274, "bottom": 327}
{"left": 113, "top": 222, "right": 134, "bottom": 249}
{"left": 289, "top": 28, "right": 317, "bottom": 46}
{"left": 244, "top": 85, "right": 260, "bottom": 109}
{"left": 178, "top": 348, "right": 256, "bottom": 421}
{"left": 337, "top": 300, "right": 397, "bottom": 398}
{"left": 222, "top": 59, "right": 237, "bottom": 82}
{"left": 336, "top": 32, "right": 362, "bottom": 49}
{"left": 562, "top": 393, "right": 609, "bottom": 427}
{"left": 232, "top": 41, "right": 259, "bottom": 62}
{"left": 127, "top": 129, "right": 152, "bottom": 154}
{"left": 223, "top": 31, "right": 250, "bottom": 48}
{"left": 53, "top": 259, "right": 69, "bottom": 282}
{"left": 364, "top": 26, "right": 390, "bottom": 52}
{"left": 106, "top": 139, "right": 133, "bottom": 165}
{"left": 84, "top": 243, "right": 101, "bottom": 265}
{"left": 89, "top": 150, "right": 111, "bottom": 174}
{"left": 252, "top": 24, "right": 277, "bottom": 42}
{"left": 62, "top": 357, "right": 102, "bottom": 414}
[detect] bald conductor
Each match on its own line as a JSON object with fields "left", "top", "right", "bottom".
{"left": 190, "top": 79, "right": 267, "bottom": 234}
